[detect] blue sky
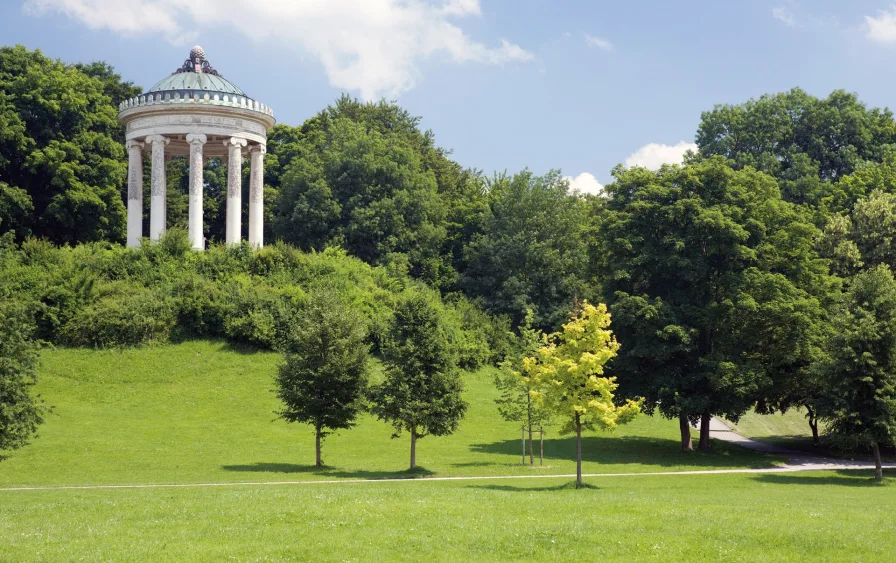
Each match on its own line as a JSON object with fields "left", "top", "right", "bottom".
{"left": 5, "top": 1, "right": 896, "bottom": 193}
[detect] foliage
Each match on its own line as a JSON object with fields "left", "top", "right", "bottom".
{"left": 816, "top": 265, "right": 896, "bottom": 481}
{"left": 461, "top": 170, "right": 592, "bottom": 330}
{"left": 820, "top": 189, "right": 896, "bottom": 276}
{"left": 369, "top": 287, "right": 468, "bottom": 469}
{"left": 0, "top": 302, "right": 46, "bottom": 457}
{"left": 0, "top": 233, "right": 498, "bottom": 356}
{"left": 275, "top": 290, "right": 370, "bottom": 467}
{"left": 697, "top": 88, "right": 896, "bottom": 208}
{"left": 523, "top": 301, "right": 640, "bottom": 486}
{"left": 494, "top": 309, "right": 553, "bottom": 463}
{"left": 600, "top": 157, "right": 832, "bottom": 450}
{"left": 0, "top": 45, "right": 130, "bottom": 244}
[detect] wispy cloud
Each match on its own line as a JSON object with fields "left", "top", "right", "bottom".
{"left": 772, "top": 7, "right": 796, "bottom": 27}
{"left": 866, "top": 5, "right": 896, "bottom": 43}
{"left": 23, "top": 0, "right": 533, "bottom": 100}
{"left": 584, "top": 33, "right": 613, "bottom": 52}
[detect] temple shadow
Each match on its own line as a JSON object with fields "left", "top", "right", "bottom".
{"left": 469, "top": 435, "right": 782, "bottom": 469}
{"left": 220, "top": 462, "right": 435, "bottom": 479}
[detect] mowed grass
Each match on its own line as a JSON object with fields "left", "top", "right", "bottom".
{"left": 0, "top": 340, "right": 782, "bottom": 488}
{"left": 1, "top": 471, "right": 895, "bottom": 561}
{"left": 1, "top": 341, "right": 893, "bottom": 561}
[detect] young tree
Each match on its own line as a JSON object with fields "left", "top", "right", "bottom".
{"left": 525, "top": 302, "right": 641, "bottom": 488}
{"left": 370, "top": 288, "right": 467, "bottom": 470}
{"left": 0, "top": 303, "right": 46, "bottom": 458}
{"left": 817, "top": 265, "right": 896, "bottom": 482}
{"left": 274, "top": 291, "right": 370, "bottom": 468}
{"left": 495, "top": 309, "right": 552, "bottom": 464}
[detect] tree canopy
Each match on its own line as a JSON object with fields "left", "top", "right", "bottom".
{"left": 601, "top": 156, "right": 830, "bottom": 450}
{"left": 0, "top": 46, "right": 131, "bottom": 244}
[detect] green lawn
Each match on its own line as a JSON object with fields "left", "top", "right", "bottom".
{"left": 2, "top": 341, "right": 892, "bottom": 561}
{"left": 0, "top": 341, "right": 781, "bottom": 488}
{"left": 1, "top": 472, "right": 894, "bottom": 561}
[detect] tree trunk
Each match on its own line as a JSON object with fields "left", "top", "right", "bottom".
{"left": 806, "top": 407, "right": 820, "bottom": 447}
{"left": 528, "top": 425, "right": 534, "bottom": 465}
{"left": 315, "top": 425, "right": 322, "bottom": 468}
{"left": 698, "top": 412, "right": 711, "bottom": 452}
{"left": 410, "top": 426, "right": 417, "bottom": 470}
{"left": 521, "top": 426, "right": 526, "bottom": 464}
{"left": 575, "top": 414, "right": 583, "bottom": 489}
{"left": 679, "top": 414, "right": 693, "bottom": 452}
{"left": 540, "top": 427, "right": 544, "bottom": 465}
{"left": 872, "top": 441, "right": 883, "bottom": 483}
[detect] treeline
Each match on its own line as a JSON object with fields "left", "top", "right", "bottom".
{"left": 5, "top": 46, "right": 896, "bottom": 475}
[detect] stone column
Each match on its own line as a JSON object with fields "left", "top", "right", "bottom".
{"left": 125, "top": 140, "right": 144, "bottom": 248}
{"left": 224, "top": 137, "right": 247, "bottom": 245}
{"left": 248, "top": 145, "right": 266, "bottom": 249}
{"left": 145, "top": 135, "right": 170, "bottom": 241}
{"left": 186, "top": 133, "right": 207, "bottom": 250}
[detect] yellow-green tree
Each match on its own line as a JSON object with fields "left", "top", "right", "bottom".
{"left": 523, "top": 301, "right": 641, "bottom": 488}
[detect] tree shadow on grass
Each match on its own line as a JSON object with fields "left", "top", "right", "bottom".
{"left": 751, "top": 469, "right": 896, "bottom": 487}
{"left": 220, "top": 462, "right": 434, "bottom": 480}
{"left": 469, "top": 436, "right": 783, "bottom": 469}
{"left": 469, "top": 482, "right": 600, "bottom": 492}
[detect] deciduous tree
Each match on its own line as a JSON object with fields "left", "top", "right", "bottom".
{"left": 525, "top": 301, "right": 641, "bottom": 488}
{"left": 369, "top": 288, "right": 467, "bottom": 470}
{"left": 274, "top": 291, "right": 370, "bottom": 467}
{"left": 816, "top": 265, "right": 896, "bottom": 482}
{"left": 0, "top": 302, "right": 46, "bottom": 458}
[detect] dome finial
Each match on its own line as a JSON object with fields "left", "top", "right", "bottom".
{"left": 173, "top": 46, "right": 221, "bottom": 77}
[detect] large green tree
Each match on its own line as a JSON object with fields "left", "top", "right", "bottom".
{"left": 817, "top": 265, "right": 896, "bottom": 482}
{"left": 461, "top": 170, "right": 592, "bottom": 330}
{"left": 0, "top": 46, "right": 130, "bottom": 243}
{"left": 369, "top": 287, "right": 467, "bottom": 470}
{"left": 275, "top": 290, "right": 370, "bottom": 467}
{"left": 697, "top": 88, "right": 896, "bottom": 208}
{"left": 0, "top": 302, "right": 46, "bottom": 458}
{"left": 600, "top": 157, "right": 829, "bottom": 451}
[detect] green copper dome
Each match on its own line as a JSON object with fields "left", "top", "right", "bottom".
{"left": 148, "top": 72, "right": 246, "bottom": 96}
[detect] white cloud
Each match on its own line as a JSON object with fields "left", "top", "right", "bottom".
{"left": 441, "top": 0, "right": 481, "bottom": 17}
{"left": 772, "top": 7, "right": 795, "bottom": 27}
{"left": 584, "top": 33, "right": 613, "bottom": 51}
{"left": 23, "top": 0, "right": 532, "bottom": 100}
{"left": 566, "top": 172, "right": 604, "bottom": 196}
{"left": 625, "top": 141, "right": 697, "bottom": 170}
{"left": 866, "top": 6, "right": 896, "bottom": 43}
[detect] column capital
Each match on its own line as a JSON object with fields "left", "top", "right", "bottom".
{"left": 186, "top": 133, "right": 208, "bottom": 145}
{"left": 145, "top": 134, "right": 170, "bottom": 146}
{"left": 248, "top": 144, "right": 267, "bottom": 155}
{"left": 126, "top": 140, "right": 144, "bottom": 152}
{"left": 224, "top": 136, "right": 248, "bottom": 148}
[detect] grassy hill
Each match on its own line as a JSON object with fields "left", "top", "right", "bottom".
{"left": 1, "top": 341, "right": 895, "bottom": 561}
{"left": 1, "top": 341, "right": 779, "bottom": 488}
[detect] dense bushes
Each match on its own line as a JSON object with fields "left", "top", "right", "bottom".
{"left": 0, "top": 231, "right": 508, "bottom": 367}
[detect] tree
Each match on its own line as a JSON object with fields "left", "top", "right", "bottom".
{"left": 600, "top": 157, "right": 830, "bottom": 451}
{"left": 369, "top": 287, "right": 467, "bottom": 470}
{"left": 461, "top": 170, "right": 592, "bottom": 330}
{"left": 697, "top": 88, "right": 896, "bottom": 208}
{"left": 495, "top": 309, "right": 553, "bottom": 464}
{"left": 816, "top": 265, "right": 896, "bottom": 482}
{"left": 274, "top": 291, "right": 370, "bottom": 467}
{"left": 0, "top": 302, "right": 46, "bottom": 458}
{"left": 0, "top": 46, "right": 130, "bottom": 243}
{"left": 524, "top": 301, "right": 641, "bottom": 488}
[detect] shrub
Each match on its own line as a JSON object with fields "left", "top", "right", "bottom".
{"left": 61, "top": 283, "right": 175, "bottom": 347}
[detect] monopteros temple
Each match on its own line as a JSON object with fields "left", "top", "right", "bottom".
{"left": 117, "top": 46, "right": 275, "bottom": 249}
